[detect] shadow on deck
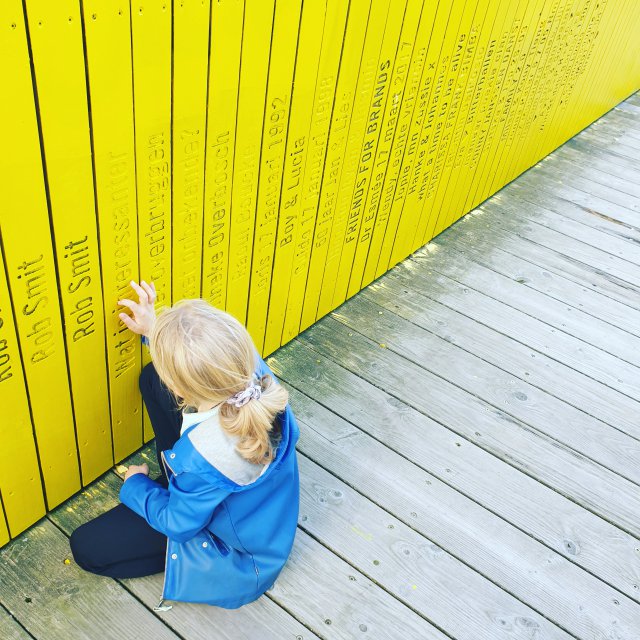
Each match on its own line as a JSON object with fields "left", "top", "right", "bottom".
{"left": 2, "top": 91, "right": 640, "bottom": 639}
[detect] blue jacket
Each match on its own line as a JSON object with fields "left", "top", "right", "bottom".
{"left": 119, "top": 354, "right": 300, "bottom": 609}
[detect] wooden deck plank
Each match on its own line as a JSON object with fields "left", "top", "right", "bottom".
{"left": 271, "top": 376, "right": 640, "bottom": 640}
{"left": 440, "top": 205, "right": 640, "bottom": 312}
{"left": 54, "top": 461, "right": 447, "bottom": 639}
{"left": 297, "top": 456, "right": 572, "bottom": 640}
{"left": 425, "top": 218, "right": 640, "bottom": 339}
{"left": 497, "top": 182, "right": 640, "bottom": 265}
{"left": 293, "top": 316, "right": 640, "bottom": 539}
{"left": 49, "top": 472, "right": 321, "bottom": 640}
{"left": 331, "top": 291, "right": 640, "bottom": 485}
{"left": 563, "top": 135, "right": 640, "bottom": 176}
{"left": 0, "top": 606, "right": 33, "bottom": 640}
{"left": 0, "top": 519, "right": 180, "bottom": 640}
{"left": 497, "top": 180, "right": 640, "bottom": 249}
{"left": 539, "top": 151, "right": 640, "bottom": 199}
{"left": 479, "top": 198, "right": 640, "bottom": 286}
{"left": 358, "top": 275, "right": 640, "bottom": 459}
{"left": 271, "top": 341, "right": 640, "bottom": 603}
{"left": 395, "top": 254, "right": 640, "bottom": 401}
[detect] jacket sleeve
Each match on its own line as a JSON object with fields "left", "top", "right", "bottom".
{"left": 119, "top": 471, "right": 232, "bottom": 543}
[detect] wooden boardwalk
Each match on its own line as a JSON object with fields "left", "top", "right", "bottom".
{"left": 2, "top": 91, "right": 640, "bottom": 639}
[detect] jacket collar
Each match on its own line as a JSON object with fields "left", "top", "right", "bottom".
{"left": 162, "top": 404, "right": 299, "bottom": 491}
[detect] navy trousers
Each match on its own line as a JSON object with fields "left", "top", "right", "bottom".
{"left": 69, "top": 363, "right": 183, "bottom": 578}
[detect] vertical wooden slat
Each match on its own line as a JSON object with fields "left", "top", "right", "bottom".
{"left": 24, "top": 0, "right": 113, "bottom": 484}
{"left": 172, "top": 0, "right": 211, "bottom": 302}
{"left": 0, "top": 0, "right": 80, "bottom": 509}
{"left": 81, "top": 0, "right": 142, "bottom": 463}
{"left": 246, "top": 0, "right": 303, "bottom": 353}
{"left": 226, "top": 0, "right": 276, "bottom": 324}
{"left": 0, "top": 236, "right": 45, "bottom": 535}
{"left": 201, "top": 0, "right": 243, "bottom": 310}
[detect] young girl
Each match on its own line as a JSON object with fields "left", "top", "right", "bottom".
{"left": 69, "top": 281, "right": 300, "bottom": 611}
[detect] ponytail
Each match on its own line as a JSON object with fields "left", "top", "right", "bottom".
{"left": 218, "top": 373, "right": 289, "bottom": 465}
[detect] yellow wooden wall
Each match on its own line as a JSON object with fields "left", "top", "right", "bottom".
{"left": 0, "top": 0, "right": 638, "bottom": 545}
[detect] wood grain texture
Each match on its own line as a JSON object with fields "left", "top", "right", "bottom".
{"left": 359, "top": 272, "right": 640, "bottom": 455}
{"left": 270, "top": 343, "right": 640, "bottom": 604}
{"left": 269, "top": 374, "right": 640, "bottom": 639}
{"left": 49, "top": 471, "right": 320, "bottom": 640}
{"left": 0, "top": 518, "right": 179, "bottom": 640}
{"left": 0, "top": 606, "right": 33, "bottom": 640}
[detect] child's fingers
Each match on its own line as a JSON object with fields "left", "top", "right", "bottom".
{"left": 117, "top": 298, "right": 140, "bottom": 312}
{"left": 118, "top": 312, "right": 140, "bottom": 332}
{"left": 130, "top": 280, "right": 149, "bottom": 304}
{"left": 140, "top": 280, "right": 156, "bottom": 303}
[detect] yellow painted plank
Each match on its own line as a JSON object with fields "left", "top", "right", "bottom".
{"left": 172, "top": 0, "right": 211, "bottom": 301}
{"left": 387, "top": 0, "right": 467, "bottom": 268}
{"left": 82, "top": 0, "right": 143, "bottom": 462}
{"left": 201, "top": 0, "right": 243, "bottom": 310}
{"left": 347, "top": 0, "right": 423, "bottom": 297}
{"left": 407, "top": 0, "right": 482, "bottom": 254}
{"left": 0, "top": 237, "right": 45, "bottom": 537}
{"left": 0, "top": 506, "right": 8, "bottom": 547}
{"left": 371, "top": 0, "right": 444, "bottom": 281}
{"left": 446, "top": 0, "right": 532, "bottom": 235}
{"left": 334, "top": 0, "right": 409, "bottom": 303}
{"left": 492, "top": 0, "right": 570, "bottom": 206}
{"left": 227, "top": 0, "right": 275, "bottom": 324}
{"left": 458, "top": 0, "right": 530, "bottom": 219}
{"left": 484, "top": 0, "right": 572, "bottom": 204}
{"left": 0, "top": 0, "right": 80, "bottom": 509}
{"left": 279, "top": 0, "right": 350, "bottom": 347}
{"left": 25, "top": 0, "right": 113, "bottom": 485}
{"left": 316, "top": 0, "right": 391, "bottom": 322}
{"left": 299, "top": 0, "right": 372, "bottom": 332}
{"left": 263, "top": 0, "right": 328, "bottom": 355}
{"left": 246, "top": 0, "right": 303, "bottom": 353}
{"left": 422, "top": 0, "right": 499, "bottom": 242}
{"left": 131, "top": 2, "right": 172, "bottom": 444}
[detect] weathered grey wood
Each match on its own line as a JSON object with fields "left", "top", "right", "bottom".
{"left": 50, "top": 472, "right": 320, "bottom": 640}
{"left": 294, "top": 316, "right": 640, "bottom": 538}
{"left": 332, "top": 291, "right": 640, "bottom": 483}
{"left": 615, "top": 101, "right": 640, "bottom": 117}
{"left": 0, "top": 606, "right": 33, "bottom": 640}
{"left": 500, "top": 179, "right": 640, "bottom": 247}
{"left": 479, "top": 198, "right": 640, "bottom": 286}
{"left": 575, "top": 128, "right": 640, "bottom": 163}
{"left": 272, "top": 531, "right": 450, "bottom": 640}
{"left": 442, "top": 209, "right": 640, "bottom": 312}
{"left": 564, "top": 135, "right": 640, "bottom": 174}
{"left": 57, "top": 463, "right": 448, "bottom": 639}
{"left": 359, "top": 275, "right": 640, "bottom": 452}
{"left": 517, "top": 160, "right": 640, "bottom": 215}
{"left": 271, "top": 376, "right": 640, "bottom": 640}
{"left": 400, "top": 250, "right": 640, "bottom": 400}
{"left": 297, "top": 455, "right": 572, "bottom": 640}
{"left": 540, "top": 147, "right": 640, "bottom": 198}
{"left": 0, "top": 519, "right": 180, "bottom": 640}
{"left": 274, "top": 333, "right": 640, "bottom": 593}
{"left": 439, "top": 206, "right": 640, "bottom": 338}
{"left": 499, "top": 180, "right": 640, "bottom": 263}
{"left": 122, "top": 444, "right": 571, "bottom": 638}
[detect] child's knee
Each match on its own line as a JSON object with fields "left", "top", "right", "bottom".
{"left": 69, "top": 524, "right": 98, "bottom": 572}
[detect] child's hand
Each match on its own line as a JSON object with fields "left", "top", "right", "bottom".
{"left": 123, "top": 462, "right": 149, "bottom": 481}
{"left": 118, "top": 280, "right": 157, "bottom": 338}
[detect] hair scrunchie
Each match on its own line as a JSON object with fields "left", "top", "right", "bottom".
{"left": 226, "top": 374, "right": 263, "bottom": 408}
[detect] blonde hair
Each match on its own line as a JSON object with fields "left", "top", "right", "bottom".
{"left": 148, "top": 299, "right": 289, "bottom": 465}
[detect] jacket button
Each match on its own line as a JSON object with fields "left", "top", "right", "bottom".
{"left": 202, "top": 542, "right": 208, "bottom": 548}
{"left": 170, "top": 453, "right": 176, "bottom": 459}
{"left": 171, "top": 553, "right": 177, "bottom": 560}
